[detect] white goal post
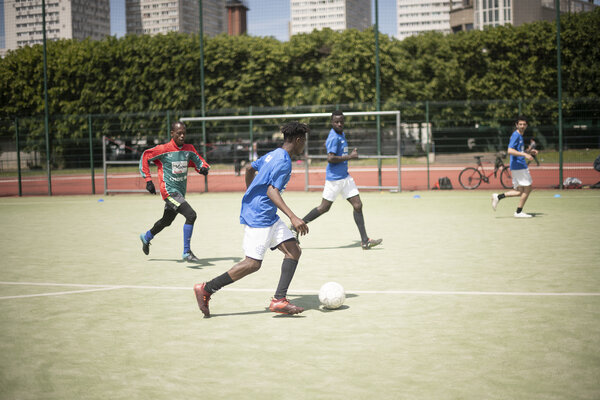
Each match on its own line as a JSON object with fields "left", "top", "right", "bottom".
{"left": 181, "top": 111, "right": 402, "bottom": 192}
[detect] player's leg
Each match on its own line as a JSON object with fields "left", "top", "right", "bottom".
{"left": 194, "top": 256, "right": 261, "bottom": 318}
{"left": 491, "top": 189, "right": 520, "bottom": 210}
{"left": 270, "top": 221, "right": 304, "bottom": 314}
{"left": 344, "top": 177, "right": 382, "bottom": 249}
{"left": 516, "top": 185, "right": 532, "bottom": 215}
{"left": 274, "top": 239, "right": 301, "bottom": 299}
{"left": 269, "top": 244, "right": 304, "bottom": 314}
{"left": 302, "top": 197, "right": 333, "bottom": 223}
{"left": 140, "top": 206, "right": 177, "bottom": 255}
{"left": 176, "top": 201, "right": 199, "bottom": 261}
{"left": 492, "top": 168, "right": 532, "bottom": 212}
{"left": 291, "top": 196, "right": 332, "bottom": 243}
{"left": 194, "top": 225, "right": 268, "bottom": 317}
{"left": 301, "top": 179, "right": 339, "bottom": 224}
{"left": 502, "top": 169, "right": 533, "bottom": 218}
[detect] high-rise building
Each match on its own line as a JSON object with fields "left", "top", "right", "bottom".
{"left": 1, "top": 0, "right": 110, "bottom": 56}
{"left": 290, "top": 0, "right": 371, "bottom": 36}
{"left": 474, "top": 0, "right": 597, "bottom": 29}
{"left": 396, "top": 0, "right": 463, "bottom": 41}
{"left": 125, "top": 0, "right": 227, "bottom": 36}
{"left": 450, "top": 0, "right": 598, "bottom": 33}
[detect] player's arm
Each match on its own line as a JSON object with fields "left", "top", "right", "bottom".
{"left": 327, "top": 148, "right": 358, "bottom": 164}
{"left": 525, "top": 144, "right": 539, "bottom": 156}
{"left": 266, "top": 185, "right": 308, "bottom": 236}
{"left": 189, "top": 146, "right": 211, "bottom": 175}
{"left": 139, "top": 147, "right": 158, "bottom": 194}
{"left": 245, "top": 165, "right": 257, "bottom": 189}
{"left": 507, "top": 147, "right": 533, "bottom": 161}
{"left": 139, "top": 148, "right": 153, "bottom": 180}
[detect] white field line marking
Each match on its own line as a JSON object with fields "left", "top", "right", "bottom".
{"left": 0, "top": 286, "right": 122, "bottom": 300}
{"left": 0, "top": 282, "right": 599, "bottom": 298}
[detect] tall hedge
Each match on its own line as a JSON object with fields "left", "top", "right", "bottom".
{"left": 0, "top": 8, "right": 598, "bottom": 123}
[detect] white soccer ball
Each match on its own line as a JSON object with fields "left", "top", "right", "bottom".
{"left": 318, "top": 281, "right": 346, "bottom": 309}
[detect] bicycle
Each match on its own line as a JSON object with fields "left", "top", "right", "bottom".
{"left": 458, "top": 152, "right": 512, "bottom": 190}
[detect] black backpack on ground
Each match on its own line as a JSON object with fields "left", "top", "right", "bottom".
{"left": 438, "top": 177, "right": 453, "bottom": 190}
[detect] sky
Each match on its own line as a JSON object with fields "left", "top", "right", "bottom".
{"left": 109, "top": 0, "right": 398, "bottom": 41}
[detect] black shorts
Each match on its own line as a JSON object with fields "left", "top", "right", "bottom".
{"left": 164, "top": 192, "right": 187, "bottom": 212}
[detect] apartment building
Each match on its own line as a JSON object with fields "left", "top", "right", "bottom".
{"left": 396, "top": 0, "right": 463, "bottom": 40}
{"left": 1, "top": 0, "right": 110, "bottom": 56}
{"left": 125, "top": 0, "right": 227, "bottom": 36}
{"left": 451, "top": 0, "right": 598, "bottom": 33}
{"left": 290, "top": 0, "right": 371, "bottom": 36}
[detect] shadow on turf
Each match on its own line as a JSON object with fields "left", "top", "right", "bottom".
{"left": 289, "top": 293, "right": 358, "bottom": 313}
{"left": 302, "top": 240, "right": 382, "bottom": 250}
{"left": 207, "top": 294, "right": 358, "bottom": 318}
{"left": 147, "top": 256, "right": 242, "bottom": 269}
{"left": 495, "top": 211, "right": 546, "bottom": 219}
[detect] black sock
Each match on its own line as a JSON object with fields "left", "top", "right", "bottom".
{"left": 274, "top": 258, "right": 298, "bottom": 299}
{"left": 498, "top": 193, "right": 506, "bottom": 200}
{"left": 205, "top": 272, "right": 234, "bottom": 294}
{"left": 302, "top": 207, "right": 321, "bottom": 223}
{"left": 353, "top": 211, "right": 369, "bottom": 243}
{"left": 516, "top": 207, "right": 523, "bottom": 214}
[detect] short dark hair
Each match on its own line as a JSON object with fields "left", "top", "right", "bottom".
{"left": 331, "top": 110, "right": 344, "bottom": 119}
{"left": 171, "top": 121, "right": 186, "bottom": 131}
{"left": 515, "top": 115, "right": 528, "bottom": 125}
{"left": 281, "top": 121, "right": 310, "bottom": 141}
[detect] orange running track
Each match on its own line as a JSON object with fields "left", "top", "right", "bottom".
{"left": 0, "top": 164, "right": 597, "bottom": 197}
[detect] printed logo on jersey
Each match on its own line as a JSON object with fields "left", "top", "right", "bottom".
{"left": 265, "top": 154, "right": 273, "bottom": 163}
{"left": 343, "top": 146, "right": 348, "bottom": 155}
{"left": 172, "top": 160, "right": 187, "bottom": 174}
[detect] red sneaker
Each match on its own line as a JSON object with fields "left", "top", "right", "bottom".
{"left": 194, "top": 283, "right": 212, "bottom": 318}
{"left": 269, "top": 297, "right": 304, "bottom": 315}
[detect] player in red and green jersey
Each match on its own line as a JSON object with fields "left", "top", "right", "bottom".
{"left": 139, "top": 121, "right": 210, "bottom": 262}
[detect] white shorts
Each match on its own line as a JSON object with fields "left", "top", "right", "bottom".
{"left": 511, "top": 168, "right": 533, "bottom": 189}
{"left": 322, "top": 176, "right": 359, "bottom": 202}
{"left": 242, "top": 218, "right": 295, "bottom": 260}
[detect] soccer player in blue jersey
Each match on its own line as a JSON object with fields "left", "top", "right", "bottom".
{"left": 492, "top": 116, "right": 538, "bottom": 218}
{"left": 294, "top": 110, "right": 382, "bottom": 249}
{"left": 139, "top": 121, "right": 210, "bottom": 262}
{"left": 194, "top": 121, "right": 310, "bottom": 317}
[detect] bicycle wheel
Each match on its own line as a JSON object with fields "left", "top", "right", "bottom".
{"left": 500, "top": 167, "right": 512, "bottom": 189}
{"left": 458, "top": 167, "right": 482, "bottom": 189}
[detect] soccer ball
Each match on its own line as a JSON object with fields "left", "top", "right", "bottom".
{"left": 318, "top": 282, "right": 345, "bottom": 309}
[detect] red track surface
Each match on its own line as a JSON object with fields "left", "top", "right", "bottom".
{"left": 1, "top": 163, "right": 597, "bottom": 197}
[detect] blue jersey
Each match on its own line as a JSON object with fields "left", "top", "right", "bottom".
{"left": 240, "top": 148, "right": 292, "bottom": 228}
{"left": 325, "top": 128, "right": 349, "bottom": 181}
{"left": 508, "top": 131, "right": 528, "bottom": 170}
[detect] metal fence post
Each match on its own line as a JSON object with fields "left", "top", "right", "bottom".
{"left": 426, "top": 101, "right": 430, "bottom": 190}
{"left": 15, "top": 117, "right": 22, "bottom": 197}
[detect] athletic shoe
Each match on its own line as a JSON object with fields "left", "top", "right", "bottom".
{"left": 140, "top": 234, "right": 150, "bottom": 255}
{"left": 183, "top": 251, "right": 201, "bottom": 262}
{"left": 491, "top": 193, "right": 500, "bottom": 211}
{"left": 193, "top": 283, "right": 212, "bottom": 318}
{"left": 514, "top": 212, "right": 532, "bottom": 218}
{"left": 361, "top": 238, "right": 383, "bottom": 250}
{"left": 289, "top": 225, "right": 300, "bottom": 244}
{"left": 269, "top": 297, "right": 304, "bottom": 315}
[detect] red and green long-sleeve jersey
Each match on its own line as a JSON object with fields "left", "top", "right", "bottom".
{"left": 139, "top": 139, "right": 210, "bottom": 200}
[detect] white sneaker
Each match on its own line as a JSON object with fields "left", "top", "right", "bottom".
{"left": 514, "top": 212, "right": 532, "bottom": 218}
{"left": 491, "top": 193, "right": 499, "bottom": 211}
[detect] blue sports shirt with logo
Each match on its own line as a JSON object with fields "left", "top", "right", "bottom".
{"left": 325, "top": 128, "right": 349, "bottom": 181}
{"left": 240, "top": 148, "right": 292, "bottom": 228}
{"left": 508, "top": 130, "right": 528, "bottom": 170}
